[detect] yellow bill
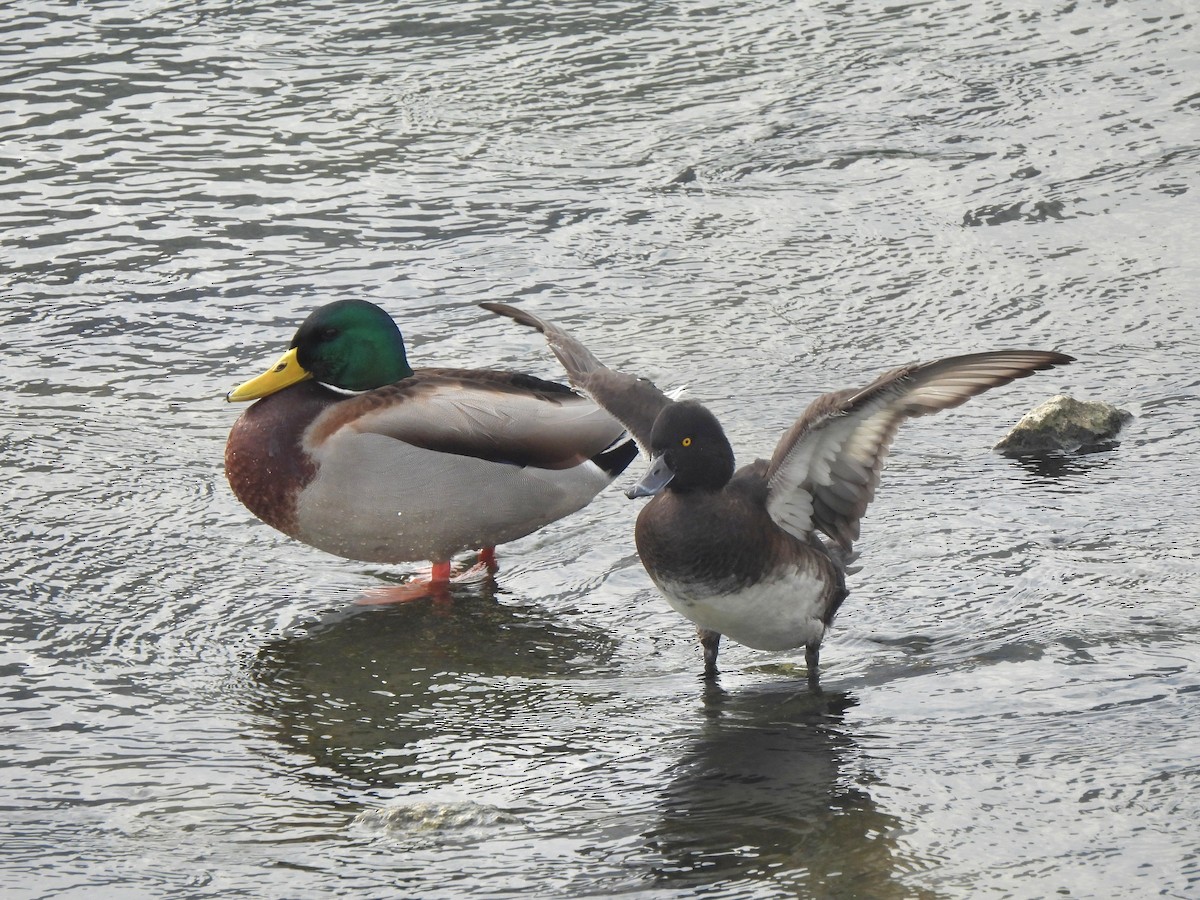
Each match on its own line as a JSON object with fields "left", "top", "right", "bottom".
{"left": 226, "top": 347, "right": 312, "bottom": 402}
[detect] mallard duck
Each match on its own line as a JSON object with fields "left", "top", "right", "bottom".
{"left": 482, "top": 301, "right": 1072, "bottom": 688}
{"left": 224, "top": 299, "right": 637, "bottom": 590}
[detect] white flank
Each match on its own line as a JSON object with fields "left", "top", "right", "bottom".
{"left": 296, "top": 434, "right": 612, "bottom": 563}
{"left": 655, "top": 568, "right": 829, "bottom": 651}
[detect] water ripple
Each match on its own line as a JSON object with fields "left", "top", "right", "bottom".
{"left": 2, "top": 0, "right": 1198, "bottom": 896}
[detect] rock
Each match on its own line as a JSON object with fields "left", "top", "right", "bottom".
{"left": 994, "top": 395, "right": 1132, "bottom": 454}
{"left": 353, "top": 801, "right": 519, "bottom": 837}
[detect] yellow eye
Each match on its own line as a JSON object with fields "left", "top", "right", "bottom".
{"left": 681, "top": 437, "right": 692, "bottom": 447}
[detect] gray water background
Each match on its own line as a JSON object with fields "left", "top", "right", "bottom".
{"left": 2, "top": 1, "right": 1199, "bottom": 897}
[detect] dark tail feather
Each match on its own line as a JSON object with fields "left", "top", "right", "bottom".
{"left": 591, "top": 433, "right": 638, "bottom": 478}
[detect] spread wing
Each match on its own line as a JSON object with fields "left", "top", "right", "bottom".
{"left": 765, "top": 350, "right": 1074, "bottom": 549}
{"left": 481, "top": 302, "right": 672, "bottom": 455}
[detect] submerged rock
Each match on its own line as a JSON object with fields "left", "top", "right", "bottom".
{"left": 995, "top": 395, "right": 1132, "bottom": 454}
{"left": 353, "top": 801, "right": 519, "bottom": 837}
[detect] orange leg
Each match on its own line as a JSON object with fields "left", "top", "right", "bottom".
{"left": 441, "top": 547, "right": 498, "bottom": 585}
{"left": 354, "top": 552, "right": 499, "bottom": 606}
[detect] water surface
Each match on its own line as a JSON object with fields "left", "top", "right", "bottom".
{"left": 3, "top": 1, "right": 1199, "bottom": 897}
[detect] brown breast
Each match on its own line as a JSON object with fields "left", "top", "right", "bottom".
{"left": 224, "top": 381, "right": 330, "bottom": 536}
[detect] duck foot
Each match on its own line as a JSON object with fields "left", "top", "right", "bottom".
{"left": 355, "top": 561, "right": 454, "bottom": 605}
{"left": 355, "top": 554, "right": 497, "bottom": 605}
{"left": 477, "top": 545, "right": 498, "bottom": 570}
{"left": 450, "top": 546, "right": 499, "bottom": 582}
{"left": 429, "top": 547, "right": 499, "bottom": 586}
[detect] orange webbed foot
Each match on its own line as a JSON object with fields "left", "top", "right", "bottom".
{"left": 355, "top": 561, "right": 454, "bottom": 605}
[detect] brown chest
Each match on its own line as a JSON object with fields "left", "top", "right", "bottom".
{"left": 224, "top": 386, "right": 327, "bottom": 535}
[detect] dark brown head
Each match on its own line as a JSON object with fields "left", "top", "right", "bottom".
{"left": 626, "top": 400, "right": 735, "bottom": 498}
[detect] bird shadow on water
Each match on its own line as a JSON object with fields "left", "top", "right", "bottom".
{"left": 645, "top": 682, "right": 943, "bottom": 900}
{"left": 246, "top": 579, "right": 616, "bottom": 790}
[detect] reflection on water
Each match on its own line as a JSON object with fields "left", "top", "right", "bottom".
{"left": 649, "top": 686, "right": 938, "bottom": 899}
{"left": 250, "top": 581, "right": 616, "bottom": 787}
{"left": 1002, "top": 445, "right": 1122, "bottom": 481}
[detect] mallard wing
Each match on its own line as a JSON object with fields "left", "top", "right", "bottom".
{"left": 764, "top": 350, "right": 1074, "bottom": 550}
{"left": 481, "top": 302, "right": 671, "bottom": 454}
{"left": 313, "top": 368, "right": 626, "bottom": 469}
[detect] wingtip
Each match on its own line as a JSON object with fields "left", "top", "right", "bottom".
{"left": 1030, "top": 350, "right": 1076, "bottom": 374}
{"left": 480, "top": 301, "right": 548, "bottom": 334}
{"left": 1030, "top": 350, "right": 1075, "bottom": 366}
{"left": 1012, "top": 350, "right": 1075, "bottom": 373}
